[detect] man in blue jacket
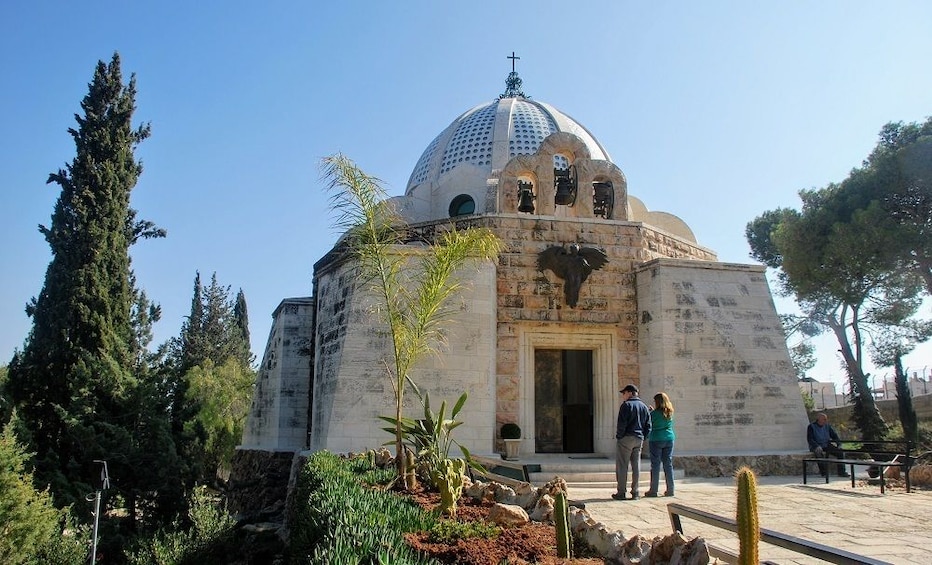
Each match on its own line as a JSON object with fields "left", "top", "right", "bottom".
{"left": 807, "top": 412, "right": 849, "bottom": 477}
{"left": 613, "top": 384, "right": 652, "bottom": 500}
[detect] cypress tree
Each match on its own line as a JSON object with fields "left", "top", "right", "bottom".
{"left": 7, "top": 53, "right": 162, "bottom": 508}
{"left": 234, "top": 288, "right": 253, "bottom": 367}
{"left": 179, "top": 272, "right": 206, "bottom": 374}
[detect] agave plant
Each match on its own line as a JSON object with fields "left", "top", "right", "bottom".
{"left": 380, "top": 390, "right": 486, "bottom": 486}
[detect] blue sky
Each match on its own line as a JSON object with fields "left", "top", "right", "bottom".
{"left": 2, "top": 2, "right": 931, "bottom": 389}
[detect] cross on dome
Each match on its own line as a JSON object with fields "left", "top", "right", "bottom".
{"left": 507, "top": 51, "right": 520, "bottom": 72}
{"left": 501, "top": 51, "right": 527, "bottom": 99}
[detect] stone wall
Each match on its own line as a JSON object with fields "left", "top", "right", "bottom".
{"left": 226, "top": 448, "right": 297, "bottom": 518}
{"left": 674, "top": 453, "right": 806, "bottom": 477}
{"left": 485, "top": 216, "right": 716, "bottom": 455}
{"left": 635, "top": 259, "right": 809, "bottom": 454}
{"left": 241, "top": 298, "right": 314, "bottom": 450}
{"left": 308, "top": 249, "right": 499, "bottom": 455}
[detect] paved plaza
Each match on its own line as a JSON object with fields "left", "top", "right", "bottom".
{"left": 570, "top": 473, "right": 931, "bottom": 564}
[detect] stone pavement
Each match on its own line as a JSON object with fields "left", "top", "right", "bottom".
{"left": 568, "top": 473, "right": 931, "bottom": 564}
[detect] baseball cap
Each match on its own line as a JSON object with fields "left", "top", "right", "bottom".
{"left": 620, "top": 384, "right": 638, "bottom": 394}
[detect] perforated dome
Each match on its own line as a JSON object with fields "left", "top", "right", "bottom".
{"left": 406, "top": 96, "right": 611, "bottom": 194}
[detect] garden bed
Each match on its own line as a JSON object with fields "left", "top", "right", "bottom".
{"left": 403, "top": 488, "right": 604, "bottom": 565}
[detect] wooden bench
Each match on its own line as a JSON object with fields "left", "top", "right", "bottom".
{"left": 802, "top": 440, "right": 914, "bottom": 494}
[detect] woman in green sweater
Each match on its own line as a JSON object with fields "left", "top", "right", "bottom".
{"left": 645, "top": 392, "right": 675, "bottom": 497}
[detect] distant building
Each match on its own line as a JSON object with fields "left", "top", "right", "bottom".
{"left": 873, "top": 373, "right": 932, "bottom": 401}
{"left": 799, "top": 378, "right": 844, "bottom": 409}
{"left": 800, "top": 372, "right": 932, "bottom": 412}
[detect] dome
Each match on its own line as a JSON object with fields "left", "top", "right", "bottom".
{"left": 405, "top": 96, "right": 612, "bottom": 194}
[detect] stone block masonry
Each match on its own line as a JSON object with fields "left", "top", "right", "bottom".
{"left": 241, "top": 298, "right": 314, "bottom": 450}
{"left": 635, "top": 259, "right": 809, "bottom": 453}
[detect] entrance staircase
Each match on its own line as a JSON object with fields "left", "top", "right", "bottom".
{"left": 474, "top": 453, "right": 685, "bottom": 488}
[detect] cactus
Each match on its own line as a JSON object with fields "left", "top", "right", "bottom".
{"left": 554, "top": 491, "right": 571, "bottom": 558}
{"left": 430, "top": 458, "right": 467, "bottom": 517}
{"left": 735, "top": 466, "right": 760, "bottom": 565}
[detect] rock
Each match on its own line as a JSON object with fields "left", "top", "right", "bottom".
{"left": 542, "top": 476, "right": 568, "bottom": 497}
{"left": 911, "top": 464, "right": 932, "bottom": 486}
{"left": 569, "top": 506, "right": 599, "bottom": 532}
{"left": 460, "top": 475, "right": 713, "bottom": 564}
{"left": 607, "top": 534, "right": 651, "bottom": 564}
{"left": 681, "top": 537, "right": 712, "bottom": 565}
{"left": 489, "top": 503, "right": 530, "bottom": 527}
{"left": 529, "top": 493, "right": 555, "bottom": 522}
{"left": 580, "top": 525, "right": 624, "bottom": 562}
{"left": 258, "top": 499, "right": 285, "bottom": 521}
{"left": 648, "top": 531, "right": 689, "bottom": 563}
{"left": 234, "top": 521, "right": 286, "bottom": 564}
{"left": 374, "top": 447, "right": 393, "bottom": 468}
{"left": 226, "top": 449, "right": 295, "bottom": 518}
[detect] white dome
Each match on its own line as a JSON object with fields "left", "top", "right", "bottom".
{"left": 406, "top": 96, "right": 611, "bottom": 194}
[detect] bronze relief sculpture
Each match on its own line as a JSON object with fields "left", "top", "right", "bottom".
{"left": 537, "top": 243, "right": 608, "bottom": 307}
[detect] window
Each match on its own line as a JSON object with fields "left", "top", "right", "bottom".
{"left": 449, "top": 194, "right": 476, "bottom": 217}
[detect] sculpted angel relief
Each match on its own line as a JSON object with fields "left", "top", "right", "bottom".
{"left": 536, "top": 243, "right": 608, "bottom": 307}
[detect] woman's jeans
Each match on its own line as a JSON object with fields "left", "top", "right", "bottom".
{"left": 649, "top": 440, "right": 675, "bottom": 494}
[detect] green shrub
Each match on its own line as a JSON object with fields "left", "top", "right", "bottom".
{"left": 288, "top": 451, "right": 441, "bottom": 565}
{"left": 0, "top": 419, "right": 89, "bottom": 565}
{"left": 885, "top": 420, "right": 932, "bottom": 453}
{"left": 427, "top": 518, "right": 500, "bottom": 544}
{"left": 128, "top": 486, "right": 236, "bottom": 565}
{"left": 500, "top": 423, "right": 521, "bottom": 440}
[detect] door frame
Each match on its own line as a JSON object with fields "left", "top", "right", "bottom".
{"left": 518, "top": 329, "right": 617, "bottom": 456}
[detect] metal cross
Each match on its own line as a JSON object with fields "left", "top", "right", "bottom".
{"left": 507, "top": 52, "right": 520, "bottom": 72}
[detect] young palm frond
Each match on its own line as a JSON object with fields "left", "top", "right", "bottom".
{"left": 320, "top": 154, "right": 502, "bottom": 489}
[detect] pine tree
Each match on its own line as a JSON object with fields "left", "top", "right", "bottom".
{"left": 119, "top": 283, "right": 187, "bottom": 534}
{"left": 170, "top": 272, "right": 255, "bottom": 485}
{"left": 175, "top": 272, "right": 248, "bottom": 372}
{"left": 6, "top": 53, "right": 163, "bottom": 509}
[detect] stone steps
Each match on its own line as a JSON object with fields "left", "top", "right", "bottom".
{"left": 529, "top": 461, "right": 685, "bottom": 488}
{"left": 473, "top": 453, "right": 683, "bottom": 488}
{"left": 474, "top": 451, "right": 808, "bottom": 487}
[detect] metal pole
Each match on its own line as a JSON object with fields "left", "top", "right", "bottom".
{"left": 90, "top": 490, "right": 100, "bottom": 564}
{"left": 89, "top": 460, "right": 109, "bottom": 564}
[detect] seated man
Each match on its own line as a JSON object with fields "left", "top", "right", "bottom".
{"left": 807, "top": 412, "right": 849, "bottom": 477}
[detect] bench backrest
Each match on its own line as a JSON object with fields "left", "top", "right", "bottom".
{"left": 838, "top": 439, "right": 915, "bottom": 466}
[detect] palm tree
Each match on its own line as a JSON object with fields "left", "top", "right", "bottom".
{"left": 321, "top": 154, "right": 502, "bottom": 488}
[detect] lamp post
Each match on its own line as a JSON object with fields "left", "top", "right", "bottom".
{"left": 88, "top": 460, "right": 110, "bottom": 564}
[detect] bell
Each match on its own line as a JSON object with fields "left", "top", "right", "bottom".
{"left": 517, "top": 181, "right": 535, "bottom": 213}
{"left": 554, "top": 179, "right": 573, "bottom": 206}
{"left": 553, "top": 166, "right": 577, "bottom": 206}
{"left": 592, "top": 182, "right": 614, "bottom": 218}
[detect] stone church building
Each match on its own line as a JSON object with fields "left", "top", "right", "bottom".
{"left": 239, "top": 68, "right": 808, "bottom": 464}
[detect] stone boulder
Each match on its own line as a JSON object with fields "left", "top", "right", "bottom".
{"left": 489, "top": 502, "right": 530, "bottom": 527}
